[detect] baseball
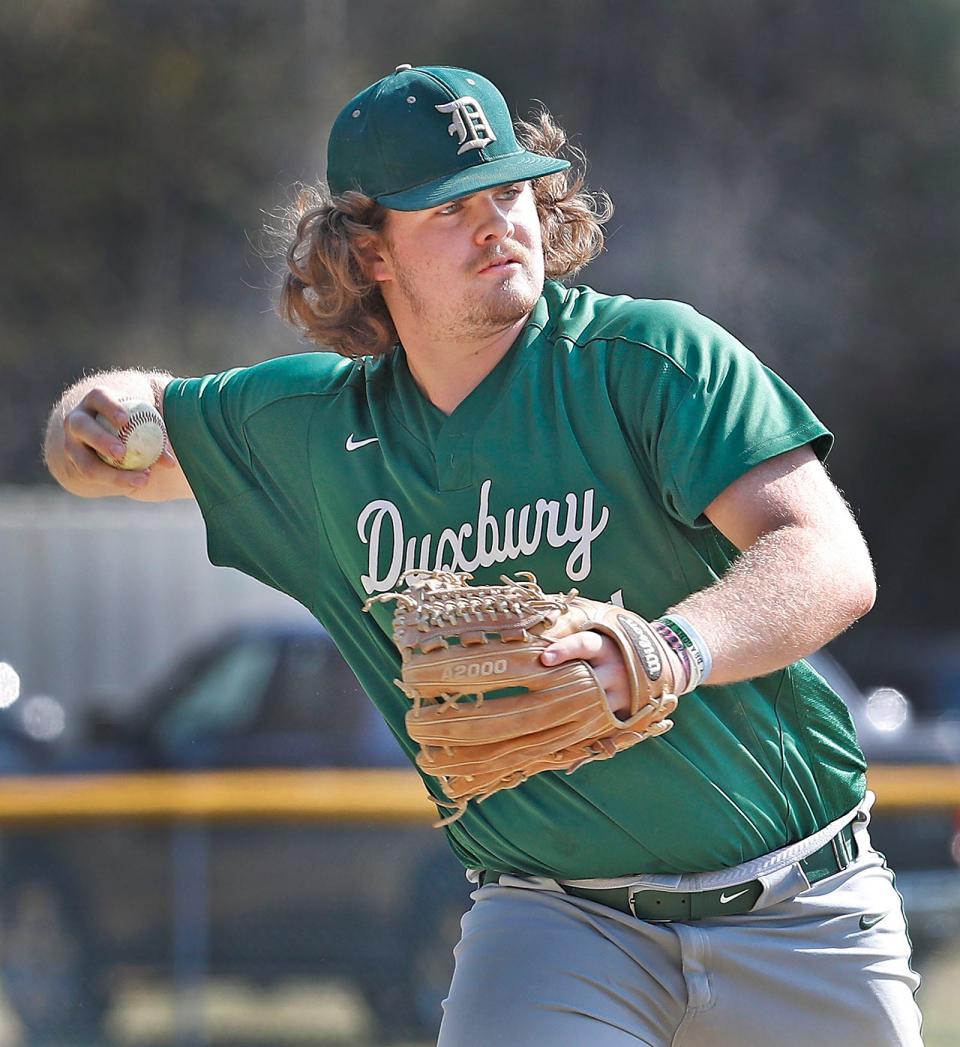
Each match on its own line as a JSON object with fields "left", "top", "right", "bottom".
{"left": 95, "top": 399, "right": 167, "bottom": 470}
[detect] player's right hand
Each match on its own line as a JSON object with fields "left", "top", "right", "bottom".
{"left": 61, "top": 387, "right": 177, "bottom": 493}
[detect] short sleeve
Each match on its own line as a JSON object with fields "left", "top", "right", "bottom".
{"left": 620, "top": 303, "right": 833, "bottom": 527}
{"left": 163, "top": 357, "right": 336, "bottom": 608}
{"left": 164, "top": 368, "right": 260, "bottom": 508}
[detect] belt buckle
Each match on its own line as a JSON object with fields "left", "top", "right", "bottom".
{"left": 626, "top": 885, "right": 674, "bottom": 922}
{"left": 626, "top": 885, "right": 646, "bottom": 918}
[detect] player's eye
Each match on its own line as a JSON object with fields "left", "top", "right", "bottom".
{"left": 437, "top": 200, "right": 463, "bottom": 216}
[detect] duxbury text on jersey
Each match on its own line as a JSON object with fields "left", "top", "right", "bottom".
{"left": 356, "top": 479, "right": 610, "bottom": 594}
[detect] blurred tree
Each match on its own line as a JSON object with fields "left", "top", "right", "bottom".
{"left": 1, "top": 0, "right": 958, "bottom": 630}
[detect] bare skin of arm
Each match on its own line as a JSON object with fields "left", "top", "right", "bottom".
{"left": 543, "top": 445, "right": 877, "bottom": 712}
{"left": 43, "top": 370, "right": 195, "bottom": 502}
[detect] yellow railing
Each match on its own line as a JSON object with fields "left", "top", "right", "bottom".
{"left": 0, "top": 765, "right": 956, "bottom": 824}
{"left": 0, "top": 769, "right": 429, "bottom": 823}
{"left": 866, "top": 764, "right": 960, "bottom": 810}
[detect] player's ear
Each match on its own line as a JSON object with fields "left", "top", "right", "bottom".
{"left": 357, "top": 232, "right": 393, "bottom": 283}
{"left": 357, "top": 207, "right": 397, "bottom": 284}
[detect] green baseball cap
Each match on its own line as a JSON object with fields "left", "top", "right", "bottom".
{"left": 326, "top": 64, "right": 570, "bottom": 211}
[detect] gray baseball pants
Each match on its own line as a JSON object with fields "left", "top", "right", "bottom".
{"left": 438, "top": 823, "right": 922, "bottom": 1046}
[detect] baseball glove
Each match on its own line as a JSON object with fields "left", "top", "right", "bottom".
{"left": 364, "top": 570, "right": 680, "bottom": 825}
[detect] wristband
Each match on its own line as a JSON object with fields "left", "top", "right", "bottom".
{"left": 651, "top": 621, "right": 694, "bottom": 694}
{"left": 656, "top": 613, "right": 713, "bottom": 688}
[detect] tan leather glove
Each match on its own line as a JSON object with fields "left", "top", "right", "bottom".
{"left": 365, "top": 571, "right": 681, "bottom": 825}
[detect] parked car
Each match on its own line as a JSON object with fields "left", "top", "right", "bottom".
{"left": 0, "top": 622, "right": 470, "bottom": 1044}
{"left": 0, "top": 629, "right": 956, "bottom": 1043}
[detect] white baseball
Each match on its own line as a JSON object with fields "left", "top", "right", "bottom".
{"left": 95, "top": 400, "right": 167, "bottom": 470}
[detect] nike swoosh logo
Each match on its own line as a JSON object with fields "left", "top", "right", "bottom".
{"left": 719, "top": 888, "right": 751, "bottom": 905}
{"left": 345, "top": 434, "right": 380, "bottom": 451}
{"left": 859, "top": 913, "right": 885, "bottom": 930}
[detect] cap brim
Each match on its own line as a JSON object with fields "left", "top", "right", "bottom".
{"left": 376, "top": 151, "right": 570, "bottom": 211}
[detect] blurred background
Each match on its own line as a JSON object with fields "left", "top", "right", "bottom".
{"left": 1, "top": 0, "right": 959, "bottom": 1043}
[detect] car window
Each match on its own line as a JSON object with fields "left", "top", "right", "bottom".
{"left": 154, "top": 639, "right": 278, "bottom": 748}
{"left": 264, "top": 637, "right": 367, "bottom": 732}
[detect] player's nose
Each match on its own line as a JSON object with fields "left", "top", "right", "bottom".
{"left": 473, "top": 197, "right": 513, "bottom": 244}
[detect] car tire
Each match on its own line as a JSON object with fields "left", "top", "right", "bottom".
{"left": 0, "top": 865, "right": 107, "bottom": 1044}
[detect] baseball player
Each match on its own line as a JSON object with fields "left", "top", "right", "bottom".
{"left": 45, "top": 65, "right": 922, "bottom": 1045}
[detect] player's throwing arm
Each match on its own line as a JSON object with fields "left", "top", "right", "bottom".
{"left": 43, "top": 372, "right": 194, "bottom": 502}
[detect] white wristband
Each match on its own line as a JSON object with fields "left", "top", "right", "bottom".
{"left": 657, "top": 613, "right": 713, "bottom": 687}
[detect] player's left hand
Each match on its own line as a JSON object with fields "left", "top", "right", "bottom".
{"left": 541, "top": 632, "right": 631, "bottom": 718}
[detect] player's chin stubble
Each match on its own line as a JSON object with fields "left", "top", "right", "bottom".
{"left": 465, "top": 273, "right": 541, "bottom": 329}
{"left": 394, "top": 262, "right": 542, "bottom": 337}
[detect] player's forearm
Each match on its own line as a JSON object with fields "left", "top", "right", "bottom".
{"left": 44, "top": 369, "right": 171, "bottom": 497}
{"left": 667, "top": 522, "right": 876, "bottom": 686}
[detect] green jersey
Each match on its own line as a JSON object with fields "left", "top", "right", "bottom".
{"left": 164, "top": 279, "right": 866, "bottom": 878}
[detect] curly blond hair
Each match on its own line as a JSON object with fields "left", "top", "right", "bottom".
{"left": 275, "top": 110, "right": 612, "bottom": 358}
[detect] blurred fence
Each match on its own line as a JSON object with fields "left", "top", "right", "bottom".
{"left": 0, "top": 764, "right": 953, "bottom": 822}
{"left": 0, "top": 768, "right": 958, "bottom": 1045}
{"left": 0, "top": 770, "right": 456, "bottom": 1047}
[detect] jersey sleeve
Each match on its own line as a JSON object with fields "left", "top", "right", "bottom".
{"left": 163, "top": 355, "right": 347, "bottom": 609}
{"left": 164, "top": 367, "right": 261, "bottom": 508}
{"left": 619, "top": 302, "right": 833, "bottom": 528}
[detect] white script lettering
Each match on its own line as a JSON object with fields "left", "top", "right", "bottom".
{"left": 356, "top": 479, "right": 610, "bottom": 594}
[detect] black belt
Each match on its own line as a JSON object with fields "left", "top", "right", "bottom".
{"left": 479, "top": 822, "right": 857, "bottom": 922}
